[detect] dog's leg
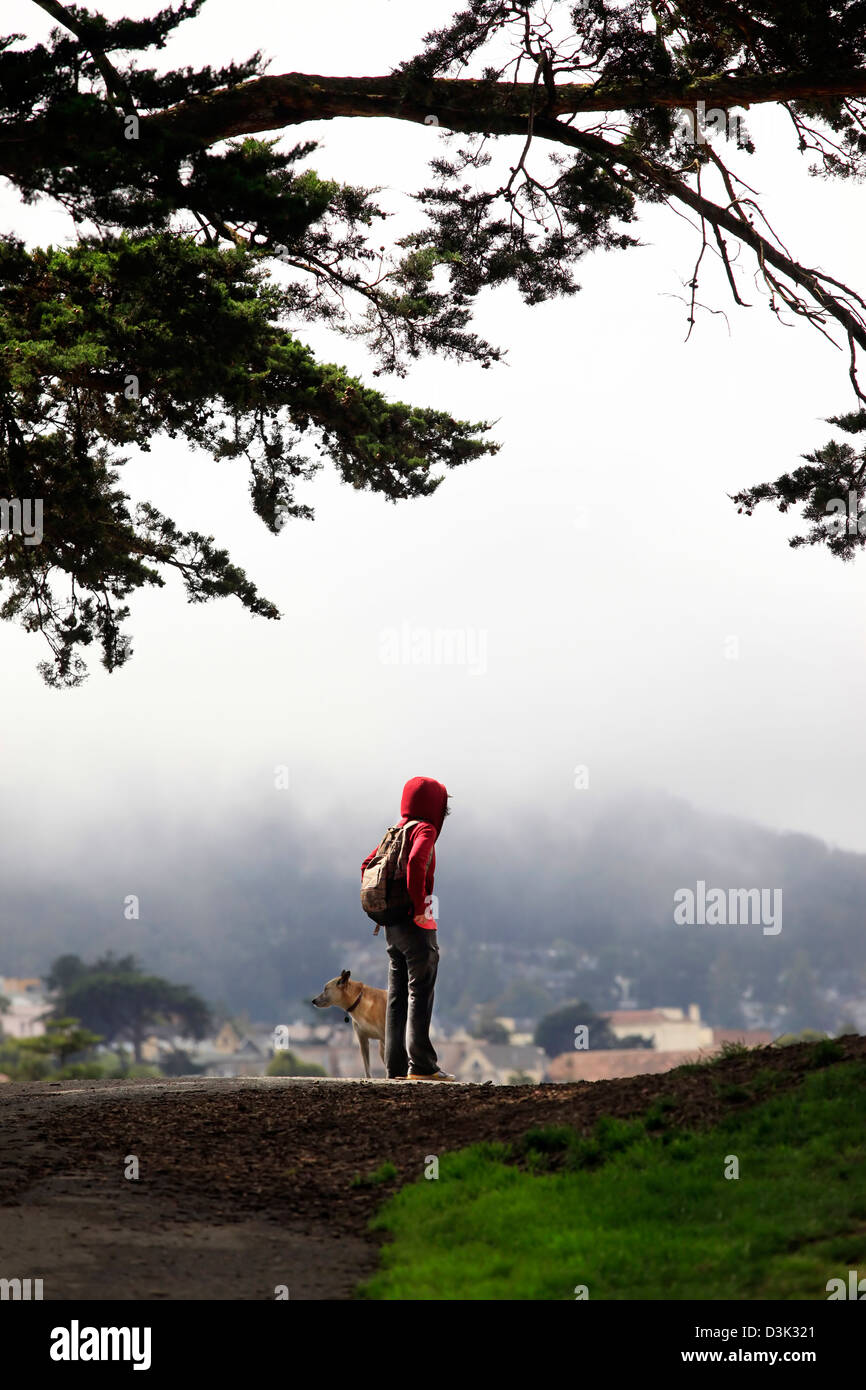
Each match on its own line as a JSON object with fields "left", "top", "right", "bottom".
{"left": 378, "top": 1038, "right": 385, "bottom": 1066}
{"left": 355, "top": 1025, "right": 371, "bottom": 1080}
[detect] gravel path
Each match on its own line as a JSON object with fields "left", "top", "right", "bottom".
{"left": 2, "top": 1037, "right": 862, "bottom": 1300}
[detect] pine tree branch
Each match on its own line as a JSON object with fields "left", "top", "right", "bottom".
{"left": 4, "top": 66, "right": 866, "bottom": 176}
{"left": 527, "top": 115, "right": 866, "bottom": 391}
{"left": 143, "top": 68, "right": 866, "bottom": 141}
{"left": 31, "top": 0, "right": 138, "bottom": 117}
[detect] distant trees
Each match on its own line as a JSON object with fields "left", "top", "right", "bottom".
{"left": 46, "top": 954, "right": 93, "bottom": 993}
{"left": 49, "top": 952, "right": 211, "bottom": 1063}
{"left": 778, "top": 950, "right": 838, "bottom": 1035}
{"left": 266, "top": 1051, "right": 326, "bottom": 1077}
{"left": 706, "top": 951, "right": 746, "bottom": 1029}
{"left": 534, "top": 1000, "right": 620, "bottom": 1059}
{"left": 487, "top": 976, "right": 555, "bottom": 1020}
{"left": 159, "top": 1048, "right": 205, "bottom": 1077}
{"left": 16, "top": 1016, "right": 102, "bottom": 1069}
{"left": 470, "top": 1009, "right": 511, "bottom": 1045}
{"left": 1, "top": 1015, "right": 107, "bottom": 1081}
{"left": 534, "top": 999, "right": 655, "bottom": 1057}
{"left": 617, "top": 1032, "right": 655, "bottom": 1050}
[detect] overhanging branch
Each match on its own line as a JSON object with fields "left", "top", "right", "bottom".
{"left": 528, "top": 116, "right": 866, "bottom": 386}
{"left": 4, "top": 66, "right": 866, "bottom": 176}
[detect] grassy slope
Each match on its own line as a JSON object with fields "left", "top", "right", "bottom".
{"left": 359, "top": 1053, "right": 866, "bottom": 1300}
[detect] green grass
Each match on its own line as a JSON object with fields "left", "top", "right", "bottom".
{"left": 358, "top": 1060, "right": 866, "bottom": 1300}
{"left": 352, "top": 1160, "right": 398, "bottom": 1189}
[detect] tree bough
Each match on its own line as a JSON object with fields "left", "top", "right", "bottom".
{"left": 4, "top": 0, "right": 866, "bottom": 680}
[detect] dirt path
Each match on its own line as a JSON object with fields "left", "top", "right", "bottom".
{"left": 2, "top": 1037, "right": 863, "bottom": 1300}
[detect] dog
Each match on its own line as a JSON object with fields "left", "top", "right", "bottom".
{"left": 312, "top": 969, "right": 387, "bottom": 1080}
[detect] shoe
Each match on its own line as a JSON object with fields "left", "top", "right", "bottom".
{"left": 388, "top": 1075, "right": 408, "bottom": 1081}
{"left": 406, "top": 1070, "right": 456, "bottom": 1081}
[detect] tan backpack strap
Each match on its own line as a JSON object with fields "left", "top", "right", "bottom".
{"left": 396, "top": 819, "right": 420, "bottom": 870}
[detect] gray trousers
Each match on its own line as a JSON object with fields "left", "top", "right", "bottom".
{"left": 384, "top": 921, "right": 439, "bottom": 1076}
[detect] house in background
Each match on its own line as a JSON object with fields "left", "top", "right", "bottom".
{"left": 431, "top": 1041, "right": 548, "bottom": 1084}
{"left": 212, "top": 1020, "right": 244, "bottom": 1054}
{"left": 455, "top": 1042, "right": 548, "bottom": 1084}
{"left": 601, "top": 1005, "right": 714, "bottom": 1051}
{"left": 0, "top": 976, "right": 50, "bottom": 1039}
{"left": 198, "top": 1036, "right": 273, "bottom": 1078}
{"left": 549, "top": 1014, "right": 775, "bottom": 1083}
{"left": 488, "top": 1017, "right": 536, "bottom": 1046}
{"left": 0, "top": 977, "right": 44, "bottom": 997}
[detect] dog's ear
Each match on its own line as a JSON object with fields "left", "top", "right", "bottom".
{"left": 339, "top": 969, "right": 351, "bottom": 986}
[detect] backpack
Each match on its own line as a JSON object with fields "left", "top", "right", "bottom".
{"left": 360, "top": 820, "right": 420, "bottom": 925}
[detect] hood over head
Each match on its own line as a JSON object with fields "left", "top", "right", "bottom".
{"left": 401, "top": 776, "right": 448, "bottom": 837}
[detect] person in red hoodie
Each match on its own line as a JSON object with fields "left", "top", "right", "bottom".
{"left": 361, "top": 776, "right": 454, "bottom": 1081}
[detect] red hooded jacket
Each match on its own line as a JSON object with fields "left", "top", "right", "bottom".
{"left": 362, "top": 776, "right": 448, "bottom": 928}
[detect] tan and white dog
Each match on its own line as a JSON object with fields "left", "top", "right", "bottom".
{"left": 312, "top": 969, "right": 387, "bottom": 1079}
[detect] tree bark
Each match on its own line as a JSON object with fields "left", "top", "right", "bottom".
{"left": 143, "top": 68, "right": 866, "bottom": 145}
{"left": 3, "top": 67, "right": 866, "bottom": 176}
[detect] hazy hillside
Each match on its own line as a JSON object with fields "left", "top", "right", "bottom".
{"left": 2, "top": 790, "right": 863, "bottom": 1033}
